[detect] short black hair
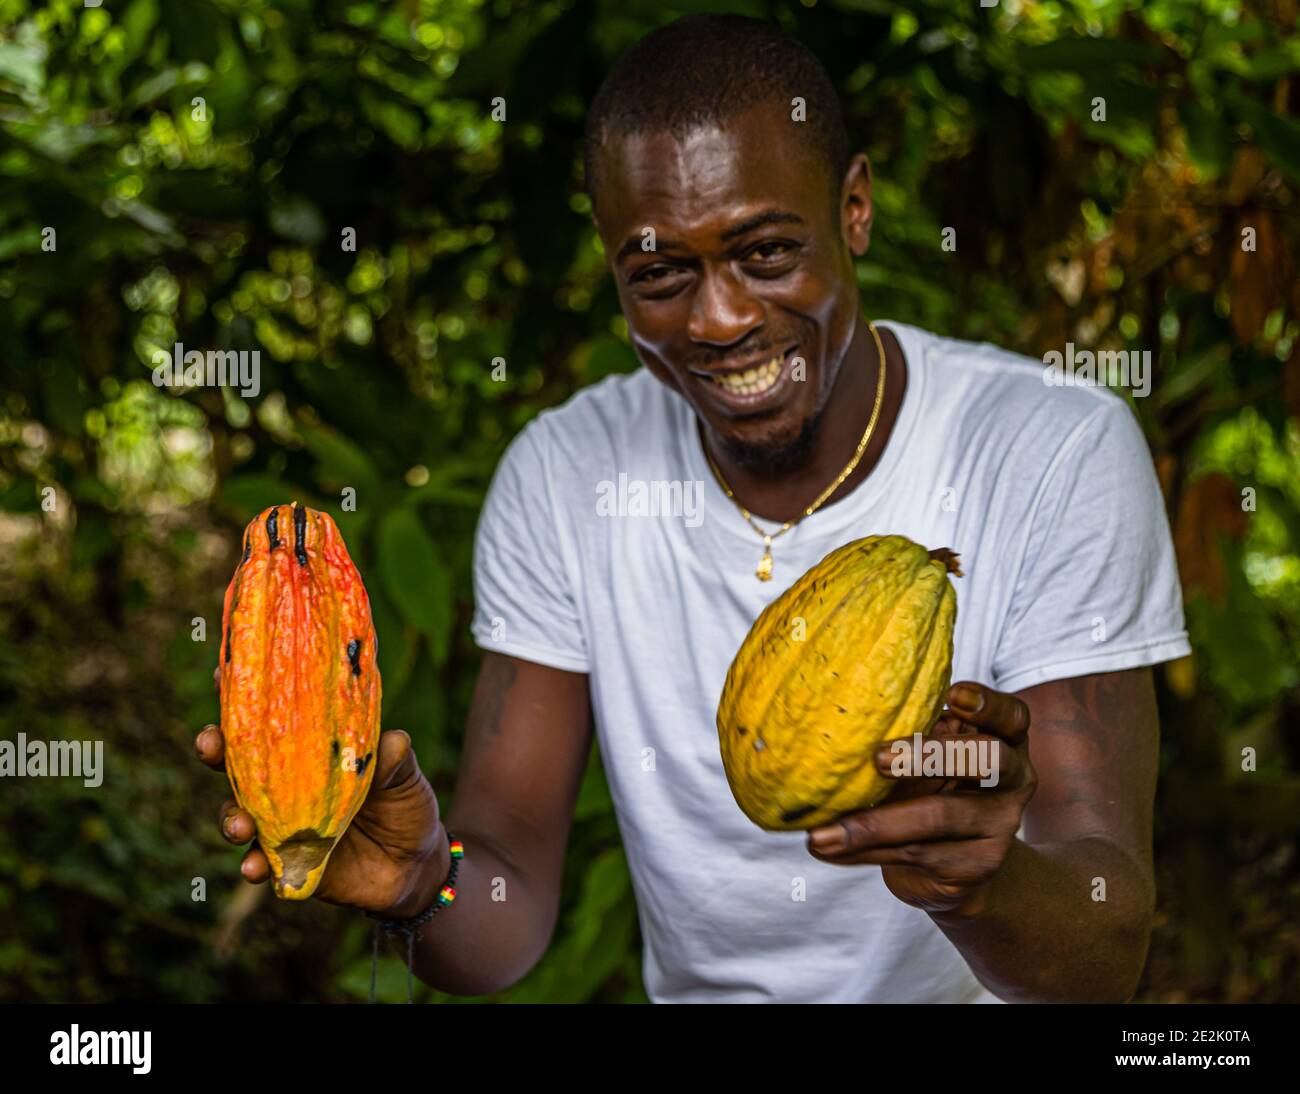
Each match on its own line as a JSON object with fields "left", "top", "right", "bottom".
{"left": 583, "top": 14, "right": 852, "bottom": 218}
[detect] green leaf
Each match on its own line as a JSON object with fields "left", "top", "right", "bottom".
{"left": 398, "top": 455, "right": 491, "bottom": 507}
{"left": 1187, "top": 539, "right": 1294, "bottom": 708}
{"left": 0, "top": 480, "right": 41, "bottom": 513}
{"left": 1179, "top": 100, "right": 1231, "bottom": 177}
{"left": 42, "top": 357, "right": 87, "bottom": 437}
{"left": 359, "top": 89, "right": 425, "bottom": 150}
{"left": 127, "top": 63, "right": 209, "bottom": 110}
{"left": 0, "top": 36, "right": 45, "bottom": 94}
{"left": 1227, "top": 91, "right": 1300, "bottom": 186}
{"left": 0, "top": 226, "right": 44, "bottom": 262}
{"left": 1083, "top": 77, "right": 1161, "bottom": 124}
{"left": 503, "top": 849, "right": 635, "bottom": 1003}
{"left": 1019, "top": 37, "right": 1171, "bottom": 72}
{"left": 375, "top": 509, "right": 452, "bottom": 658}
{"left": 72, "top": 513, "right": 115, "bottom": 569}
{"left": 1234, "top": 47, "right": 1300, "bottom": 82}
{"left": 220, "top": 474, "right": 308, "bottom": 521}
{"left": 580, "top": 334, "right": 638, "bottom": 380}
{"left": 121, "top": 0, "right": 161, "bottom": 55}
{"left": 370, "top": 586, "right": 415, "bottom": 714}
{"left": 387, "top": 648, "right": 450, "bottom": 771}
{"left": 299, "top": 422, "right": 381, "bottom": 497}
{"left": 336, "top": 953, "right": 417, "bottom": 1003}
{"left": 573, "top": 751, "right": 615, "bottom": 821}
{"left": 159, "top": 0, "right": 225, "bottom": 64}
{"left": 268, "top": 195, "right": 327, "bottom": 245}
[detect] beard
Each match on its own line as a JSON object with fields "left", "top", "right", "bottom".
{"left": 716, "top": 405, "right": 825, "bottom": 476}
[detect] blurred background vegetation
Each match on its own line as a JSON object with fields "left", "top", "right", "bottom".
{"left": 1, "top": 0, "right": 1297, "bottom": 1002}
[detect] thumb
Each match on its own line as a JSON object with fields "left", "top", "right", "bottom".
{"left": 372, "top": 729, "right": 419, "bottom": 793}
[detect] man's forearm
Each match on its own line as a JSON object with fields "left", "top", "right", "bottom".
{"left": 928, "top": 835, "right": 1155, "bottom": 1003}
{"left": 392, "top": 826, "right": 558, "bottom": 997}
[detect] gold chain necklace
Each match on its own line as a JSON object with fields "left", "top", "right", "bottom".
{"left": 702, "top": 321, "right": 887, "bottom": 582}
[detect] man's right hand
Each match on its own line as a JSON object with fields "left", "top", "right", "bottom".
{"left": 197, "top": 669, "right": 450, "bottom": 918}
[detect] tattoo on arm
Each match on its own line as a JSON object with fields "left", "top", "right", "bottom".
{"left": 1022, "top": 668, "right": 1158, "bottom": 871}
{"left": 466, "top": 654, "right": 518, "bottom": 744}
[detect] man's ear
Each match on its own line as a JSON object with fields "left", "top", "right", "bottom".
{"left": 842, "top": 152, "right": 874, "bottom": 255}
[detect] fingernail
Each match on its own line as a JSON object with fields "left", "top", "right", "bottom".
{"left": 876, "top": 741, "right": 905, "bottom": 770}
{"left": 810, "top": 826, "right": 844, "bottom": 853}
{"left": 950, "top": 685, "right": 983, "bottom": 713}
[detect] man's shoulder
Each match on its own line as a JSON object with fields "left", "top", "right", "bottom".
{"left": 521, "top": 366, "right": 678, "bottom": 464}
{"left": 897, "top": 320, "right": 1138, "bottom": 441}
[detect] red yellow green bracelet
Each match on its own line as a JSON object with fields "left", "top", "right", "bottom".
{"left": 365, "top": 829, "right": 463, "bottom": 1003}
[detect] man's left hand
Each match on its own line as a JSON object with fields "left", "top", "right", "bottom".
{"left": 806, "top": 681, "right": 1038, "bottom": 915}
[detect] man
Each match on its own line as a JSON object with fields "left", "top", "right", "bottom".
{"left": 198, "top": 14, "right": 1190, "bottom": 1003}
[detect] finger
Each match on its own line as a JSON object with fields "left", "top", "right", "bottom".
{"left": 946, "top": 681, "right": 1031, "bottom": 745}
{"left": 929, "top": 711, "right": 980, "bottom": 738}
{"left": 239, "top": 845, "right": 271, "bottom": 885}
{"left": 195, "top": 724, "right": 227, "bottom": 771}
{"left": 374, "top": 729, "right": 417, "bottom": 791}
{"left": 873, "top": 732, "right": 1024, "bottom": 791}
{"left": 817, "top": 836, "right": 1000, "bottom": 873}
{"left": 350, "top": 730, "right": 442, "bottom": 860}
{"left": 808, "top": 794, "right": 990, "bottom": 855}
{"left": 218, "top": 800, "right": 256, "bottom": 845}
{"left": 213, "top": 664, "right": 222, "bottom": 693}
{"left": 867, "top": 717, "right": 985, "bottom": 802}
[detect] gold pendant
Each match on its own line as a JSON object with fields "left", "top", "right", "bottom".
{"left": 756, "top": 537, "right": 773, "bottom": 582}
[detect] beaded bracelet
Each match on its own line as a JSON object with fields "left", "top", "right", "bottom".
{"left": 364, "top": 829, "right": 464, "bottom": 1003}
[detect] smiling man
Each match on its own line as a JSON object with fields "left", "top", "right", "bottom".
{"left": 202, "top": 14, "right": 1191, "bottom": 1003}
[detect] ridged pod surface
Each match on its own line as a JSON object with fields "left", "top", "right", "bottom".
{"left": 219, "top": 503, "right": 382, "bottom": 900}
{"left": 716, "top": 534, "right": 960, "bottom": 831}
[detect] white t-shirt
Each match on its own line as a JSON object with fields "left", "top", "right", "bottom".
{"left": 470, "top": 319, "right": 1191, "bottom": 1003}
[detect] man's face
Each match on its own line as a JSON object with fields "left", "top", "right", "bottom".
{"left": 592, "top": 106, "right": 871, "bottom": 467}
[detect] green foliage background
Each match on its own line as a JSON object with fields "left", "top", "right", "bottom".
{"left": 1, "top": 0, "right": 1298, "bottom": 1002}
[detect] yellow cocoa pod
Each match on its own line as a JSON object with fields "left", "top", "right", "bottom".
{"left": 716, "top": 534, "right": 961, "bottom": 831}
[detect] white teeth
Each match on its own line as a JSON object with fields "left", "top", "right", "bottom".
{"left": 710, "top": 354, "right": 783, "bottom": 396}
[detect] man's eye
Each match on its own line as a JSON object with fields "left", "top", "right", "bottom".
{"left": 634, "top": 266, "right": 673, "bottom": 283}
{"left": 751, "top": 241, "right": 792, "bottom": 260}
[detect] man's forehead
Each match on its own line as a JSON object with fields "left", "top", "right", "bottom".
{"left": 604, "top": 108, "right": 807, "bottom": 183}
{"left": 596, "top": 118, "right": 822, "bottom": 246}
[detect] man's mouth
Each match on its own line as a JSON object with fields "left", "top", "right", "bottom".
{"left": 689, "top": 345, "right": 798, "bottom": 407}
{"left": 708, "top": 354, "right": 784, "bottom": 396}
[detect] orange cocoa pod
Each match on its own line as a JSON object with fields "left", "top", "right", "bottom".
{"left": 219, "top": 503, "right": 382, "bottom": 900}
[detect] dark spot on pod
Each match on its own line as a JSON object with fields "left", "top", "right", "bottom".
{"left": 294, "top": 504, "right": 308, "bottom": 567}
{"left": 347, "top": 638, "right": 362, "bottom": 677}
{"left": 736, "top": 726, "right": 747, "bottom": 736}
{"left": 224, "top": 629, "right": 232, "bottom": 664}
{"left": 242, "top": 532, "right": 251, "bottom": 563}
{"left": 836, "top": 705, "right": 846, "bottom": 714}
{"left": 354, "top": 751, "right": 372, "bottom": 777}
{"left": 332, "top": 740, "right": 340, "bottom": 757}
{"left": 781, "top": 804, "right": 816, "bottom": 824}
{"left": 266, "top": 507, "right": 280, "bottom": 549}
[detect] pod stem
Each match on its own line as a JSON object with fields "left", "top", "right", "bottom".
{"left": 928, "top": 547, "right": 964, "bottom": 577}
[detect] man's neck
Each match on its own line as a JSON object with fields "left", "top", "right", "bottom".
{"left": 700, "top": 318, "right": 907, "bottom": 525}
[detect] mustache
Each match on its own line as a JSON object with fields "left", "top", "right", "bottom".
{"left": 687, "top": 341, "right": 797, "bottom": 371}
